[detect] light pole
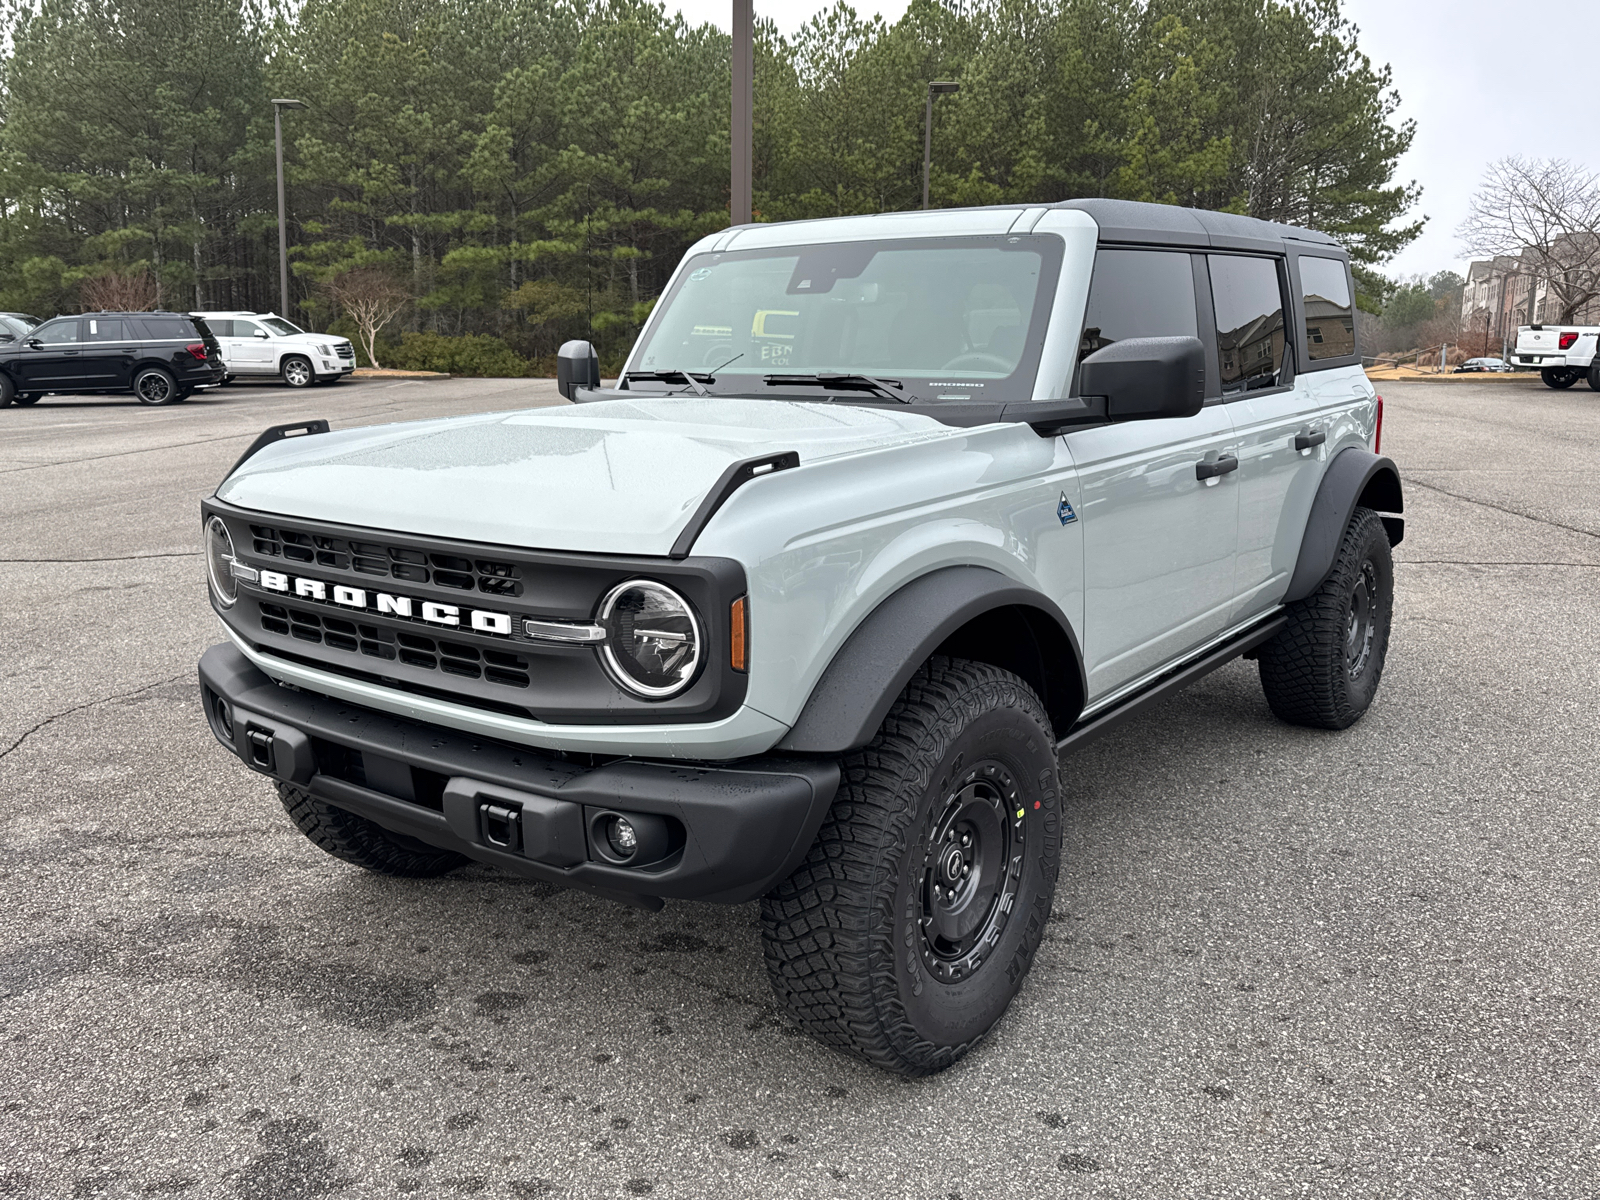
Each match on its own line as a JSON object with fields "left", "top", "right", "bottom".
{"left": 731, "top": 1, "right": 753, "bottom": 225}
{"left": 923, "top": 81, "right": 960, "bottom": 210}
{"left": 272, "top": 99, "right": 308, "bottom": 317}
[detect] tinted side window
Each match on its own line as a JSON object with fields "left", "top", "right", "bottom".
{"left": 1299, "top": 256, "right": 1355, "bottom": 361}
{"left": 1209, "top": 255, "right": 1286, "bottom": 393}
{"left": 135, "top": 316, "right": 198, "bottom": 340}
{"left": 86, "top": 317, "right": 129, "bottom": 341}
{"left": 34, "top": 319, "right": 81, "bottom": 343}
{"left": 1078, "top": 249, "right": 1197, "bottom": 362}
{"left": 234, "top": 321, "right": 264, "bottom": 338}
{"left": 206, "top": 319, "right": 233, "bottom": 338}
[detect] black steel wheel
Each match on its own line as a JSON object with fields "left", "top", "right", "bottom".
{"left": 133, "top": 367, "right": 179, "bottom": 405}
{"left": 1258, "top": 507, "right": 1394, "bottom": 729}
{"left": 762, "top": 657, "right": 1060, "bottom": 1076}
{"left": 282, "top": 355, "right": 315, "bottom": 388}
{"left": 1541, "top": 367, "right": 1580, "bottom": 389}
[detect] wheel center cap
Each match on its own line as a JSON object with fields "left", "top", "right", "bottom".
{"left": 942, "top": 848, "right": 965, "bottom": 884}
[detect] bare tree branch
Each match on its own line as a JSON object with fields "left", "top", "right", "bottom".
{"left": 1460, "top": 157, "right": 1600, "bottom": 322}
{"left": 321, "top": 268, "right": 411, "bottom": 370}
{"left": 80, "top": 270, "right": 157, "bottom": 312}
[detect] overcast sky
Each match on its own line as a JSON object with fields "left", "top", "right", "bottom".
{"left": 671, "top": 0, "right": 1593, "bottom": 281}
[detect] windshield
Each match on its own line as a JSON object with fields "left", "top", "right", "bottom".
{"left": 0, "top": 315, "right": 39, "bottom": 337}
{"left": 262, "top": 317, "right": 305, "bottom": 336}
{"left": 629, "top": 235, "right": 1060, "bottom": 401}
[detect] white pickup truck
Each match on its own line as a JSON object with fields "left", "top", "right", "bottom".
{"left": 1511, "top": 324, "right": 1600, "bottom": 389}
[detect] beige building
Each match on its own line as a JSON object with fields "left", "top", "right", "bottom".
{"left": 1462, "top": 249, "right": 1600, "bottom": 346}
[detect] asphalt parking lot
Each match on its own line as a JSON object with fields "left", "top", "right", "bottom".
{"left": 2, "top": 375, "right": 1598, "bottom": 1199}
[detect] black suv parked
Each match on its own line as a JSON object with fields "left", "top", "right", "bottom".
{"left": 0, "top": 311, "right": 225, "bottom": 407}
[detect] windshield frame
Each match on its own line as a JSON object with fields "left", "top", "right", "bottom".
{"left": 625, "top": 233, "right": 1065, "bottom": 405}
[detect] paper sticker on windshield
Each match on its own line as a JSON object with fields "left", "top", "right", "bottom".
{"left": 689, "top": 267, "right": 712, "bottom": 282}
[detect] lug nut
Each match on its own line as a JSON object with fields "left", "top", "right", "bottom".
{"left": 961, "top": 834, "right": 971, "bottom": 847}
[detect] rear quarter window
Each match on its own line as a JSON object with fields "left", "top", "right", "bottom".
{"left": 134, "top": 315, "right": 200, "bottom": 340}
{"left": 1299, "top": 256, "right": 1356, "bottom": 361}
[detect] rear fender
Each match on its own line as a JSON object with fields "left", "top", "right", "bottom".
{"left": 1284, "top": 448, "right": 1404, "bottom": 604}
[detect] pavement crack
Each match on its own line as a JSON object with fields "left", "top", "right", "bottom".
{"left": 0, "top": 672, "right": 189, "bottom": 762}
{"left": 1405, "top": 478, "right": 1600, "bottom": 542}
{"left": 0, "top": 552, "right": 199, "bottom": 564}
{"left": 1401, "top": 559, "right": 1600, "bottom": 568}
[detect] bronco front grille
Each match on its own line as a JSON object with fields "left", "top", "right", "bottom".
{"left": 248, "top": 524, "right": 524, "bottom": 597}
{"left": 260, "top": 601, "right": 533, "bottom": 689}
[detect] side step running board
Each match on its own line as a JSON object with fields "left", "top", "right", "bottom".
{"left": 1057, "top": 615, "right": 1287, "bottom": 753}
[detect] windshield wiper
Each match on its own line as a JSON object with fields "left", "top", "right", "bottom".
{"left": 625, "top": 369, "right": 712, "bottom": 396}
{"left": 626, "top": 354, "right": 745, "bottom": 398}
{"left": 762, "top": 373, "right": 916, "bottom": 403}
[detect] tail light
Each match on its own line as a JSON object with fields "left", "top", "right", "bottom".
{"left": 185, "top": 343, "right": 208, "bottom": 361}
{"left": 1374, "top": 395, "right": 1383, "bottom": 453}
{"left": 1559, "top": 332, "right": 1579, "bottom": 350}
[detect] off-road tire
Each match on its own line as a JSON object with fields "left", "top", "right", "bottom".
{"left": 760, "top": 657, "right": 1061, "bottom": 1077}
{"left": 1541, "top": 367, "right": 1579, "bottom": 389}
{"left": 1258, "top": 507, "right": 1393, "bottom": 729}
{"left": 277, "top": 782, "right": 469, "bottom": 877}
{"left": 133, "top": 367, "right": 179, "bottom": 405}
{"left": 282, "top": 355, "right": 315, "bottom": 389}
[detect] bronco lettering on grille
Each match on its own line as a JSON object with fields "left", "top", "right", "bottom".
{"left": 254, "top": 569, "right": 511, "bottom": 634}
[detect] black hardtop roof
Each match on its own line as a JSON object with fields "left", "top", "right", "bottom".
{"left": 1055, "top": 198, "right": 1344, "bottom": 256}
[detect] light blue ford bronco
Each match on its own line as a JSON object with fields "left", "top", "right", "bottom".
{"left": 198, "top": 199, "right": 1402, "bottom": 1076}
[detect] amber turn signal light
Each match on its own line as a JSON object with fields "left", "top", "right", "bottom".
{"left": 730, "top": 596, "right": 748, "bottom": 672}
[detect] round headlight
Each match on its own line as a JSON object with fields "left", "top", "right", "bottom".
{"left": 205, "top": 516, "right": 238, "bottom": 606}
{"left": 598, "top": 580, "right": 702, "bottom": 699}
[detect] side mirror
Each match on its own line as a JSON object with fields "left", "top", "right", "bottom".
{"left": 253, "top": 330, "right": 269, "bottom": 339}
{"left": 556, "top": 339, "right": 601, "bottom": 400}
{"left": 24, "top": 337, "right": 42, "bottom": 350}
{"left": 1078, "top": 336, "right": 1205, "bottom": 421}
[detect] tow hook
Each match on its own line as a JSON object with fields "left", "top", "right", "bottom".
{"left": 481, "top": 802, "right": 522, "bottom": 852}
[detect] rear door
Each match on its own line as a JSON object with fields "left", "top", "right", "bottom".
{"left": 14, "top": 318, "right": 86, "bottom": 391}
{"left": 1064, "top": 247, "right": 1241, "bottom": 703}
{"left": 81, "top": 316, "right": 137, "bottom": 388}
{"left": 1226, "top": 252, "right": 1369, "bottom": 620}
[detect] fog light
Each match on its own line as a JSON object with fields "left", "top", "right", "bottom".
{"left": 607, "top": 817, "right": 639, "bottom": 859}
{"left": 214, "top": 697, "right": 232, "bottom": 738}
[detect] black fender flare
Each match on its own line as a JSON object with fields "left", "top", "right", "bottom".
{"left": 1284, "top": 447, "right": 1404, "bottom": 604}
{"left": 775, "top": 565, "right": 1086, "bottom": 754}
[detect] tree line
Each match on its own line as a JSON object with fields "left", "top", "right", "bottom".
{"left": 0, "top": 0, "right": 1421, "bottom": 371}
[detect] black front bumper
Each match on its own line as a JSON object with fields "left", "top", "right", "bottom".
{"left": 198, "top": 644, "right": 839, "bottom": 907}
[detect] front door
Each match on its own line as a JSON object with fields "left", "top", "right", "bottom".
{"left": 15, "top": 318, "right": 86, "bottom": 392}
{"left": 1064, "top": 246, "right": 1241, "bottom": 704}
{"left": 229, "top": 319, "right": 275, "bottom": 372}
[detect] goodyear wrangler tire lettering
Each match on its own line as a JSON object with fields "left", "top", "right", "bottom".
{"left": 760, "top": 656, "right": 1061, "bottom": 1077}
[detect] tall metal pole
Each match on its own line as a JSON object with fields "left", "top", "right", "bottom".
{"left": 731, "top": 0, "right": 753, "bottom": 225}
{"left": 922, "top": 90, "right": 934, "bottom": 210}
{"left": 275, "top": 106, "right": 290, "bottom": 317}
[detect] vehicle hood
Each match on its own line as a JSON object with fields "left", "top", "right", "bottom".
{"left": 278, "top": 331, "right": 349, "bottom": 346}
{"left": 215, "top": 396, "right": 960, "bottom": 554}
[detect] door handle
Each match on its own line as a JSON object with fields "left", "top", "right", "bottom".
{"left": 63, "top": 350, "right": 80, "bottom": 356}
{"left": 1294, "top": 430, "right": 1327, "bottom": 452}
{"left": 1195, "top": 454, "right": 1239, "bottom": 481}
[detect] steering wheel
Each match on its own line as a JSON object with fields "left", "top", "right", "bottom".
{"left": 939, "top": 351, "right": 1012, "bottom": 373}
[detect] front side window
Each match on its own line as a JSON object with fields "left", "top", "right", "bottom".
{"left": 630, "top": 236, "right": 1061, "bottom": 402}
{"left": 33, "top": 319, "right": 81, "bottom": 344}
{"left": 1210, "top": 255, "right": 1287, "bottom": 393}
{"left": 1299, "top": 256, "right": 1355, "bottom": 361}
{"left": 1076, "top": 249, "right": 1198, "bottom": 365}
{"left": 235, "top": 321, "right": 266, "bottom": 338}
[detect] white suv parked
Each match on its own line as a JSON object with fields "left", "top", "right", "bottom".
{"left": 193, "top": 312, "right": 355, "bottom": 388}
